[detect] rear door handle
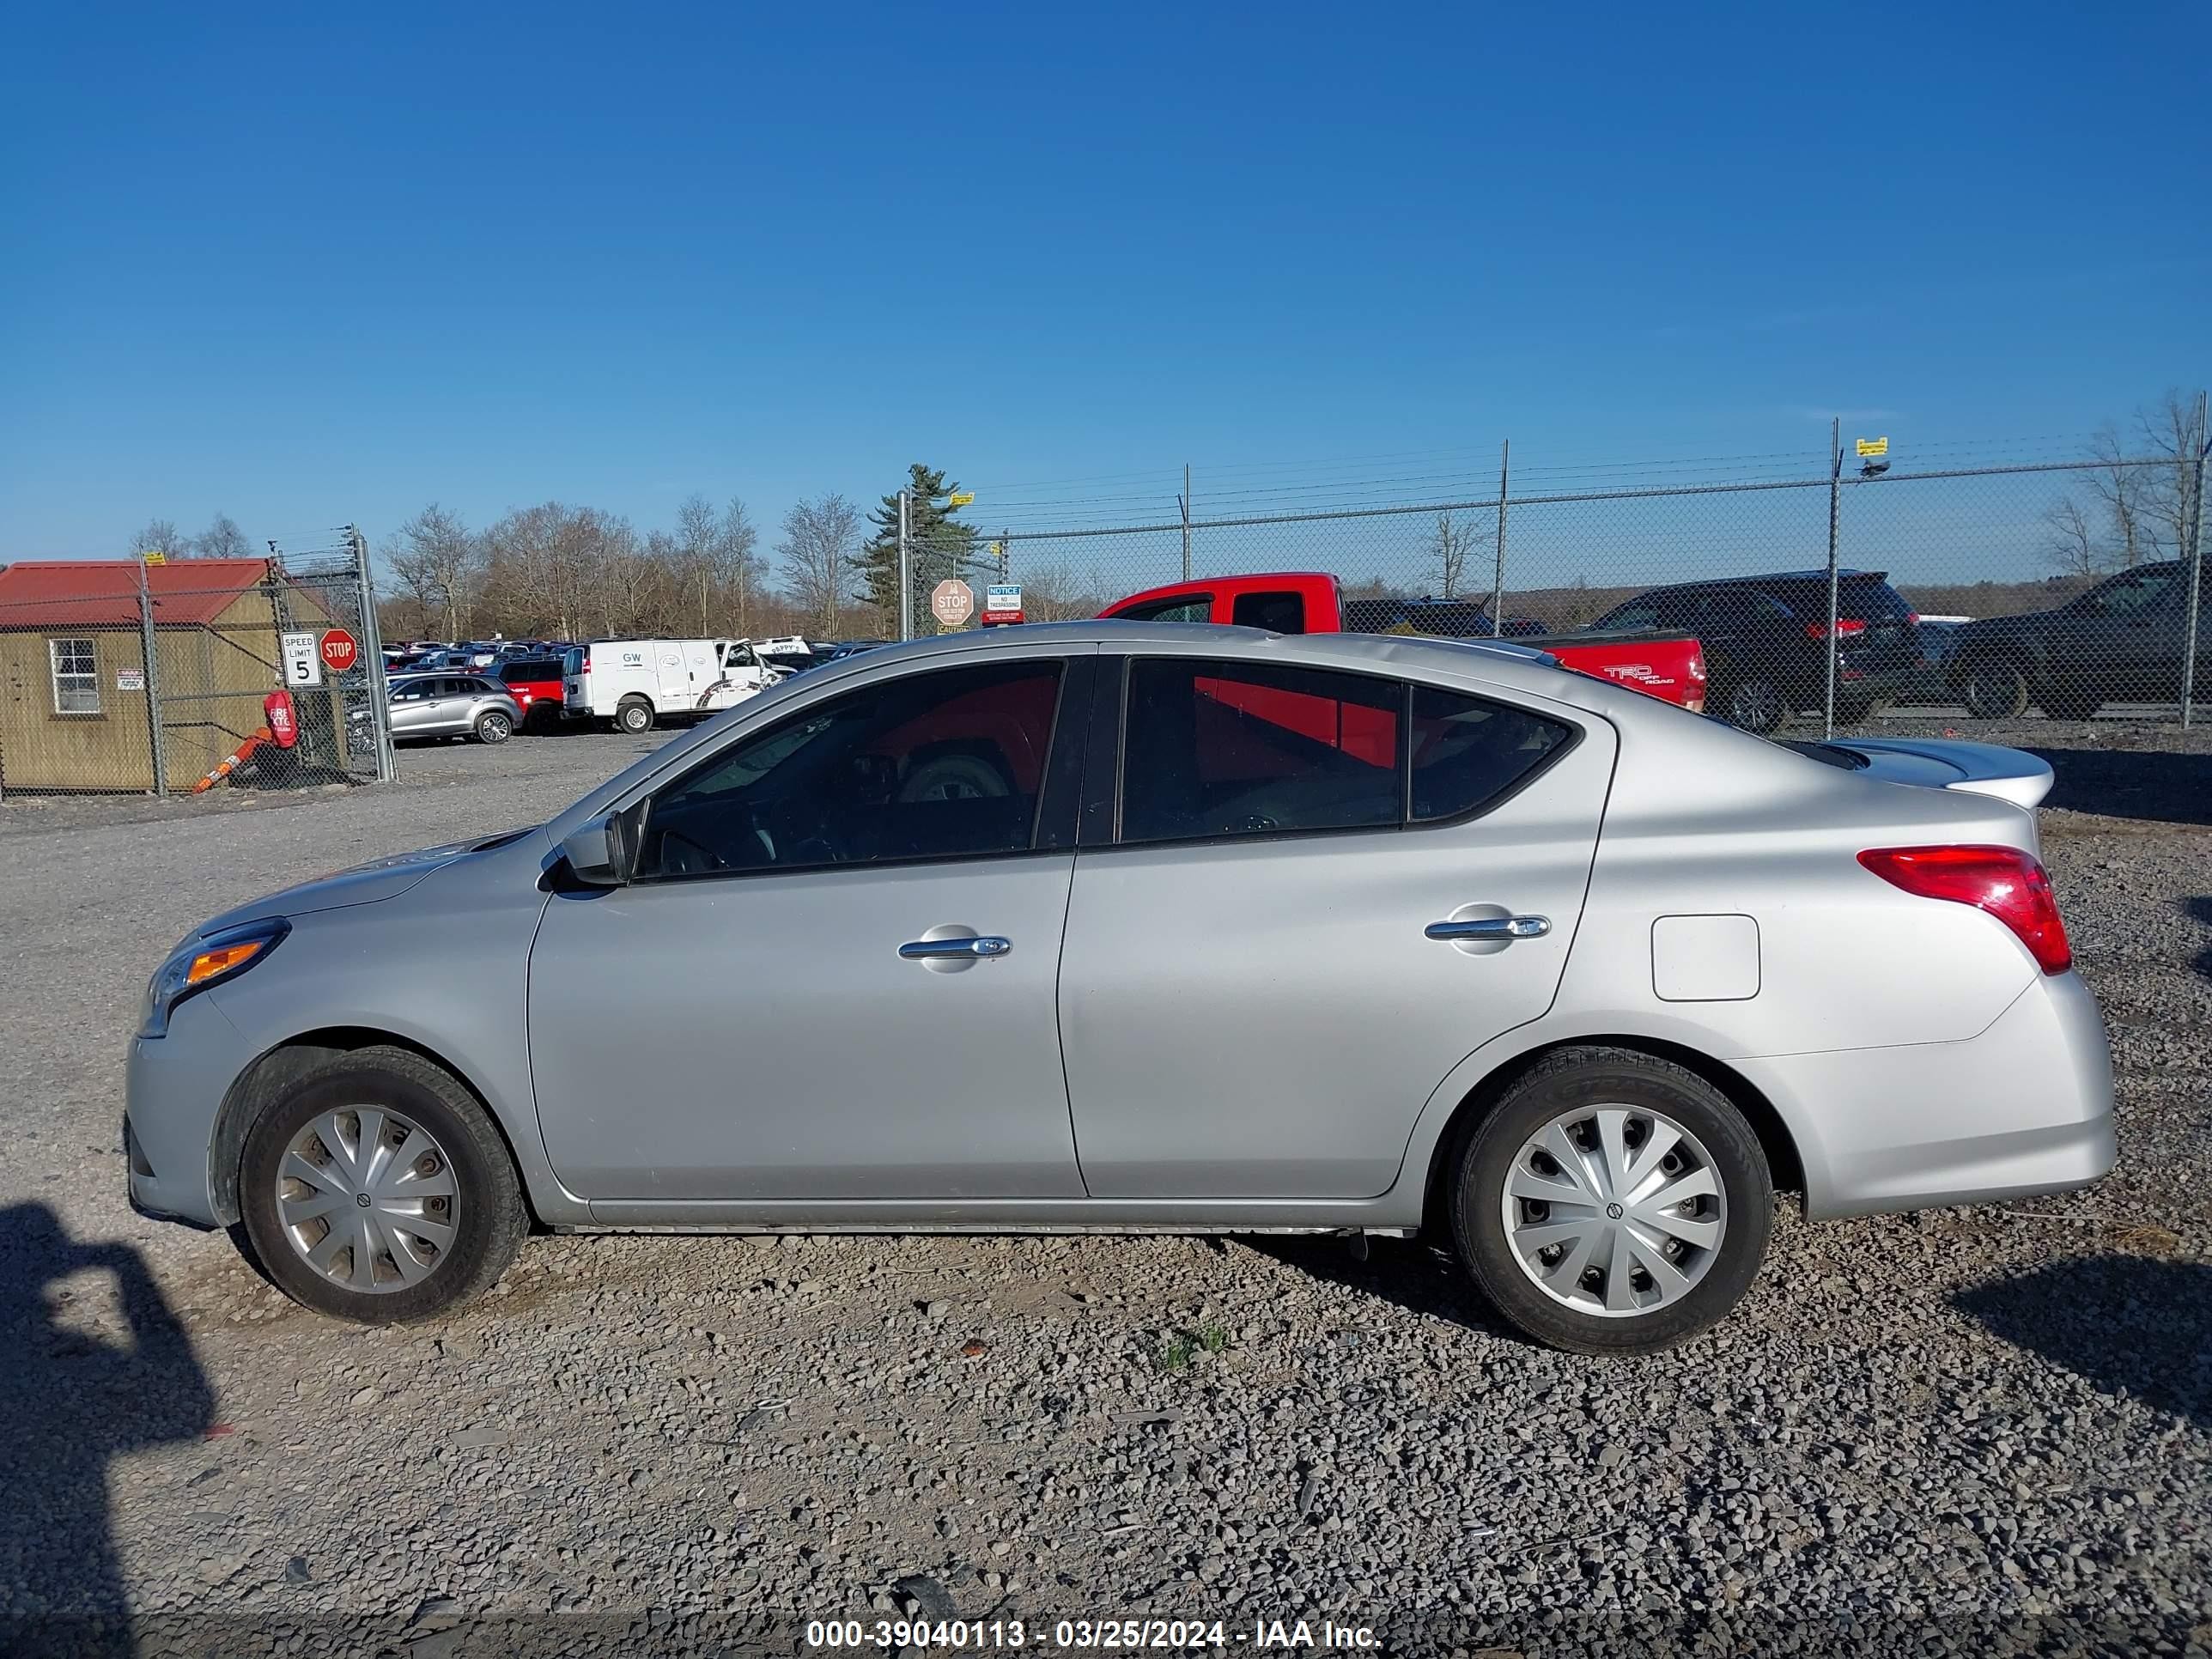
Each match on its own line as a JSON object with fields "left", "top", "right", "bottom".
{"left": 1425, "top": 915, "right": 1550, "bottom": 941}
{"left": 899, "top": 936, "right": 1012, "bottom": 960}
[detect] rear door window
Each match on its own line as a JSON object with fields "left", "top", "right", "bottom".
{"left": 1120, "top": 659, "right": 1401, "bottom": 844}
{"left": 1229, "top": 590, "right": 1309, "bottom": 634}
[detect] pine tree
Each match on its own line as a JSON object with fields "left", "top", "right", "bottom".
{"left": 852, "top": 464, "right": 981, "bottom": 633}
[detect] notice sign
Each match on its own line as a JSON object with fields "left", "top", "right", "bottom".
{"left": 983, "top": 583, "right": 1023, "bottom": 623}
{"left": 116, "top": 667, "right": 146, "bottom": 692}
{"left": 281, "top": 631, "right": 323, "bottom": 687}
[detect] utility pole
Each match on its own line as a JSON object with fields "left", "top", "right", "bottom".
{"left": 1180, "top": 463, "right": 1192, "bottom": 582}
{"left": 1492, "top": 440, "right": 1510, "bottom": 638}
{"left": 897, "top": 489, "right": 912, "bottom": 642}
{"left": 1825, "top": 417, "right": 1843, "bottom": 738}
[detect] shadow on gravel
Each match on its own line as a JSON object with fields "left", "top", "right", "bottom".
{"left": 2186, "top": 896, "right": 2212, "bottom": 984}
{"left": 0, "top": 1204, "right": 216, "bottom": 1657}
{"left": 1954, "top": 1255, "right": 2211, "bottom": 1429}
{"left": 2029, "top": 746, "right": 2212, "bottom": 826}
{"left": 1242, "top": 1234, "right": 1533, "bottom": 1343}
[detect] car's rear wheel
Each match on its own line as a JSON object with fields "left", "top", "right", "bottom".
{"left": 1718, "top": 677, "right": 1784, "bottom": 732}
{"left": 237, "top": 1046, "right": 527, "bottom": 1324}
{"left": 474, "top": 710, "right": 513, "bottom": 744}
{"left": 616, "top": 698, "right": 654, "bottom": 734}
{"left": 1450, "top": 1048, "right": 1771, "bottom": 1354}
{"left": 1961, "top": 658, "right": 2029, "bottom": 719}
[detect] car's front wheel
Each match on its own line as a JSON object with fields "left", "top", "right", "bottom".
{"left": 1451, "top": 1047, "right": 1771, "bottom": 1354}
{"left": 237, "top": 1046, "right": 528, "bottom": 1323}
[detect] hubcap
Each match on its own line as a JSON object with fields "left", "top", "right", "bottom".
{"left": 1499, "top": 1105, "right": 1727, "bottom": 1318}
{"left": 276, "top": 1107, "right": 459, "bottom": 1294}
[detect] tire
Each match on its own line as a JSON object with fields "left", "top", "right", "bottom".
{"left": 616, "top": 698, "right": 654, "bottom": 735}
{"left": 1960, "top": 658, "right": 2029, "bottom": 720}
{"left": 898, "top": 745, "right": 1012, "bottom": 802}
{"left": 236, "top": 1046, "right": 528, "bottom": 1324}
{"left": 1449, "top": 1047, "right": 1772, "bottom": 1355}
{"left": 1718, "top": 677, "right": 1784, "bottom": 733}
{"left": 474, "top": 710, "right": 513, "bottom": 744}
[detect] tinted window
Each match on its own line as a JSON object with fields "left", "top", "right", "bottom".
{"left": 1230, "top": 590, "right": 1307, "bottom": 634}
{"left": 1593, "top": 599, "right": 1661, "bottom": 632}
{"left": 500, "top": 659, "right": 564, "bottom": 680}
{"left": 1121, "top": 659, "right": 1401, "bottom": 844}
{"left": 2087, "top": 568, "right": 2176, "bottom": 616}
{"left": 1115, "top": 595, "right": 1213, "bottom": 624}
{"left": 1409, "top": 687, "right": 1572, "bottom": 821}
{"left": 638, "top": 660, "right": 1065, "bottom": 878}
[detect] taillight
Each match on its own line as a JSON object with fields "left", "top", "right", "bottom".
{"left": 1805, "top": 619, "right": 1868, "bottom": 640}
{"left": 1687, "top": 651, "right": 1708, "bottom": 683}
{"left": 1856, "top": 846, "right": 2071, "bottom": 975}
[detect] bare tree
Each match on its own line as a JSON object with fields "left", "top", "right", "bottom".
{"left": 2135, "top": 389, "right": 2209, "bottom": 562}
{"left": 130, "top": 518, "right": 187, "bottom": 560}
{"left": 2085, "top": 424, "right": 2149, "bottom": 569}
{"left": 187, "top": 513, "right": 252, "bottom": 559}
{"left": 778, "top": 494, "right": 861, "bottom": 637}
{"left": 1428, "top": 510, "right": 1479, "bottom": 599}
{"left": 2040, "top": 495, "right": 2103, "bottom": 580}
{"left": 388, "top": 504, "right": 482, "bottom": 639}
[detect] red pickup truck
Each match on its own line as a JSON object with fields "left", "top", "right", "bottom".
{"left": 1100, "top": 572, "right": 1707, "bottom": 712}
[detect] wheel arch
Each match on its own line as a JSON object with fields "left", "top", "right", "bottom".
{"left": 208, "top": 1025, "right": 544, "bottom": 1229}
{"left": 1416, "top": 1034, "right": 1804, "bottom": 1236}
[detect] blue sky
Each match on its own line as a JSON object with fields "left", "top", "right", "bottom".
{"left": 3, "top": 1, "right": 2206, "bottom": 563}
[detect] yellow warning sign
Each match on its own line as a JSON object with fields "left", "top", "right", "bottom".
{"left": 1855, "top": 436, "right": 1889, "bottom": 458}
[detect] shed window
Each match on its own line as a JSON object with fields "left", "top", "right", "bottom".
{"left": 50, "top": 638, "right": 100, "bottom": 714}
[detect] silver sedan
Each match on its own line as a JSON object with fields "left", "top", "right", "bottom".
{"left": 124, "top": 623, "right": 2112, "bottom": 1352}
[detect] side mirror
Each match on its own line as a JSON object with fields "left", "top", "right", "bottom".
{"left": 560, "top": 808, "right": 637, "bottom": 885}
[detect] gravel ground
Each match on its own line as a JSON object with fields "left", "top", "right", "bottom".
{"left": 1, "top": 720, "right": 2207, "bottom": 1657}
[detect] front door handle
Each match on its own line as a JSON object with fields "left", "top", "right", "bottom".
{"left": 1425, "top": 915, "right": 1549, "bottom": 941}
{"left": 899, "top": 935, "right": 1012, "bottom": 961}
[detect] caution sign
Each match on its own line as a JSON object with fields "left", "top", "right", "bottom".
{"left": 1855, "top": 436, "right": 1889, "bottom": 458}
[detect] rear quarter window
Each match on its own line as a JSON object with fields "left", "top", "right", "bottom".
{"left": 1409, "top": 687, "right": 1575, "bottom": 820}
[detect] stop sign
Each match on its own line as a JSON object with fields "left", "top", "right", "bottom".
{"left": 930, "top": 580, "right": 975, "bottom": 627}
{"left": 319, "top": 628, "right": 359, "bottom": 672}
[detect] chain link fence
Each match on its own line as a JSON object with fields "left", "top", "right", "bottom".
{"left": 0, "top": 535, "right": 394, "bottom": 798}
{"left": 992, "top": 441, "right": 2209, "bottom": 738}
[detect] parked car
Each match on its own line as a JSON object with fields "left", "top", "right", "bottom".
{"left": 1584, "top": 570, "right": 1921, "bottom": 732}
{"left": 1947, "top": 560, "right": 2211, "bottom": 720}
{"left": 562, "top": 638, "right": 778, "bottom": 732}
{"left": 1339, "top": 595, "right": 1549, "bottom": 638}
{"left": 386, "top": 673, "right": 521, "bottom": 744}
{"left": 489, "top": 657, "right": 569, "bottom": 728}
{"left": 125, "top": 622, "right": 2110, "bottom": 1352}
{"left": 1897, "top": 616, "right": 1972, "bottom": 706}
{"left": 1101, "top": 573, "right": 1708, "bottom": 712}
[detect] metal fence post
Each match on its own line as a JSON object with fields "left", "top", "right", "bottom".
{"left": 349, "top": 526, "right": 397, "bottom": 781}
{"left": 1180, "top": 464, "right": 1193, "bottom": 582}
{"left": 1492, "top": 440, "right": 1510, "bottom": 638}
{"left": 2182, "top": 392, "right": 2209, "bottom": 730}
{"left": 1825, "top": 418, "right": 1842, "bottom": 738}
{"left": 897, "top": 489, "right": 912, "bottom": 641}
{"left": 137, "top": 555, "right": 167, "bottom": 797}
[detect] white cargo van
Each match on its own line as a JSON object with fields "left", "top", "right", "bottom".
{"left": 562, "top": 639, "right": 776, "bottom": 733}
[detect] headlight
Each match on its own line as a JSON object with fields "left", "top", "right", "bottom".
{"left": 139, "top": 917, "right": 289, "bottom": 1039}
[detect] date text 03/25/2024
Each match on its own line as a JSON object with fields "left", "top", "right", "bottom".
{"left": 805, "top": 1620, "right": 1380, "bottom": 1650}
